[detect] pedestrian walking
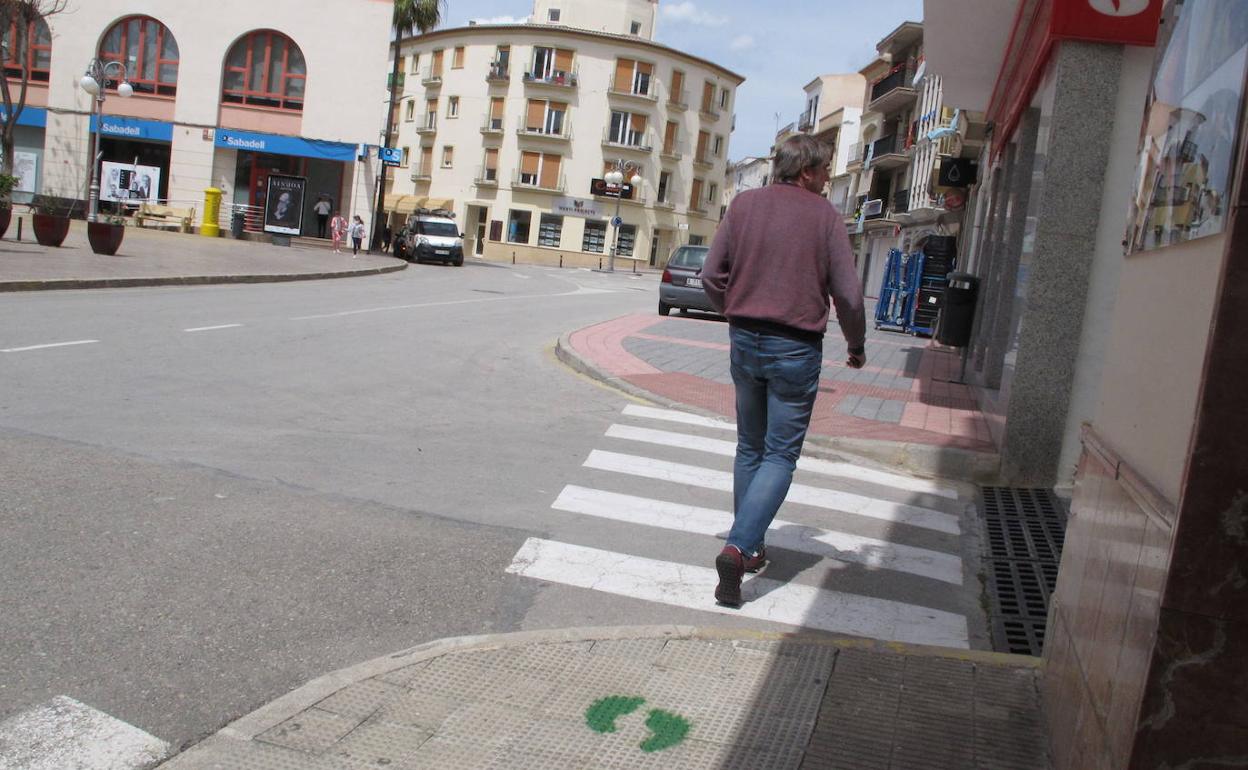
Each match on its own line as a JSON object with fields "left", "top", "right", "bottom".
{"left": 329, "top": 211, "right": 348, "bottom": 253}
{"left": 313, "top": 195, "right": 332, "bottom": 238}
{"left": 701, "top": 134, "right": 867, "bottom": 608}
{"left": 349, "top": 215, "right": 366, "bottom": 257}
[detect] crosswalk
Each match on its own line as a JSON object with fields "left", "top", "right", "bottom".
{"left": 0, "top": 696, "right": 169, "bottom": 770}
{"left": 506, "top": 404, "right": 975, "bottom": 649}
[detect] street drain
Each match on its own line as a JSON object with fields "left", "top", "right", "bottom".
{"left": 980, "top": 486, "right": 1067, "bottom": 657}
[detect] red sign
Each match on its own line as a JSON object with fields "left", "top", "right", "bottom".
{"left": 1052, "top": 0, "right": 1161, "bottom": 45}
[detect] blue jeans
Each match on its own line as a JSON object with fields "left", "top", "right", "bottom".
{"left": 726, "top": 326, "right": 822, "bottom": 555}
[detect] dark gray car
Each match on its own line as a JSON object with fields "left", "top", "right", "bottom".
{"left": 658, "top": 245, "right": 717, "bottom": 316}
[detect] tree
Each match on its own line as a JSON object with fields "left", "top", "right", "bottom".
{"left": 373, "top": 0, "right": 446, "bottom": 251}
{"left": 0, "top": 0, "right": 63, "bottom": 194}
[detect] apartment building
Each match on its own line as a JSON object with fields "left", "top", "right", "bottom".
{"left": 386, "top": 0, "right": 743, "bottom": 267}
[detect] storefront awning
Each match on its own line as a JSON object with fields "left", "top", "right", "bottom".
{"left": 384, "top": 194, "right": 422, "bottom": 214}
{"left": 91, "top": 115, "right": 173, "bottom": 142}
{"left": 214, "top": 128, "right": 358, "bottom": 162}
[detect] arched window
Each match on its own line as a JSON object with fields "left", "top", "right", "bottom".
{"left": 100, "top": 16, "right": 179, "bottom": 97}
{"left": 222, "top": 31, "right": 305, "bottom": 111}
{"left": 3, "top": 17, "right": 52, "bottom": 83}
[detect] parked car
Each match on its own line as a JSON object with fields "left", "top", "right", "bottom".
{"left": 395, "top": 209, "right": 464, "bottom": 266}
{"left": 658, "top": 245, "right": 717, "bottom": 316}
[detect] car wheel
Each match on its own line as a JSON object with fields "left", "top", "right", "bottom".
{"left": 452, "top": 256, "right": 464, "bottom": 266}
{"left": 658, "top": 301, "right": 671, "bottom": 316}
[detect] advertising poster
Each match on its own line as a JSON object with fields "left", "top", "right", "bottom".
{"left": 100, "top": 161, "right": 161, "bottom": 203}
{"left": 12, "top": 151, "right": 36, "bottom": 195}
{"left": 264, "top": 174, "right": 306, "bottom": 236}
{"left": 1128, "top": 0, "right": 1248, "bottom": 252}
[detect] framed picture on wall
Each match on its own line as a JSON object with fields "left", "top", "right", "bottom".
{"left": 1127, "top": 0, "right": 1248, "bottom": 252}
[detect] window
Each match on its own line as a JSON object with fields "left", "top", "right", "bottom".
{"left": 538, "top": 214, "right": 563, "bottom": 246}
{"left": 582, "top": 220, "right": 607, "bottom": 253}
{"left": 530, "top": 47, "right": 573, "bottom": 80}
{"left": 488, "top": 97, "right": 504, "bottom": 129}
{"left": 3, "top": 16, "right": 51, "bottom": 83}
{"left": 690, "top": 178, "right": 704, "bottom": 210}
{"left": 630, "top": 21, "right": 642, "bottom": 35}
{"left": 701, "top": 80, "right": 715, "bottom": 112}
{"left": 420, "top": 146, "right": 433, "bottom": 174}
{"left": 525, "top": 99, "right": 566, "bottom": 135}
{"left": 452, "top": 46, "right": 464, "bottom": 68}
{"left": 441, "top": 146, "right": 453, "bottom": 167}
{"left": 616, "top": 224, "right": 637, "bottom": 257}
{"left": 405, "top": 101, "right": 415, "bottom": 121}
{"left": 507, "top": 210, "right": 532, "bottom": 243}
{"left": 409, "top": 53, "right": 420, "bottom": 74}
{"left": 708, "top": 183, "right": 718, "bottom": 203}
{"left": 482, "top": 148, "right": 499, "bottom": 181}
{"left": 657, "top": 171, "right": 671, "bottom": 203}
{"left": 670, "top": 70, "right": 685, "bottom": 103}
{"left": 492, "top": 46, "right": 510, "bottom": 77}
{"left": 713, "top": 134, "right": 723, "bottom": 157}
{"left": 663, "top": 121, "right": 678, "bottom": 155}
{"left": 222, "top": 30, "right": 305, "bottom": 110}
{"left": 431, "top": 49, "right": 444, "bottom": 77}
{"left": 720, "top": 87, "right": 730, "bottom": 109}
{"left": 400, "top": 146, "right": 410, "bottom": 167}
{"left": 610, "top": 111, "right": 647, "bottom": 146}
{"left": 101, "top": 16, "right": 179, "bottom": 96}
{"left": 519, "top": 151, "right": 562, "bottom": 189}
{"left": 425, "top": 98, "right": 437, "bottom": 128}
{"left": 613, "top": 58, "right": 652, "bottom": 96}
{"left": 696, "top": 131, "right": 710, "bottom": 162}
{"left": 447, "top": 96, "right": 459, "bottom": 117}
{"left": 548, "top": 8, "right": 561, "bottom": 21}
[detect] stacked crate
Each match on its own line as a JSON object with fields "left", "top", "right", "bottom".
{"left": 909, "top": 235, "right": 957, "bottom": 337}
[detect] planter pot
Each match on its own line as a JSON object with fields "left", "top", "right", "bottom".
{"left": 0, "top": 205, "right": 10, "bottom": 239}
{"left": 87, "top": 221, "right": 125, "bottom": 255}
{"left": 32, "top": 213, "right": 70, "bottom": 247}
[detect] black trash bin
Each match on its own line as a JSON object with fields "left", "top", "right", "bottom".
{"left": 935, "top": 272, "right": 979, "bottom": 347}
{"left": 230, "top": 210, "right": 246, "bottom": 239}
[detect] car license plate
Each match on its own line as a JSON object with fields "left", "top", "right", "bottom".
{"left": 435, "top": 249, "right": 450, "bottom": 255}
{"left": 686, "top": 277, "right": 703, "bottom": 288}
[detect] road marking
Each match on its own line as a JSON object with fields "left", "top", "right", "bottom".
{"left": 0, "top": 696, "right": 170, "bottom": 769}
{"left": 606, "top": 423, "right": 959, "bottom": 499}
{"left": 1, "top": 339, "right": 98, "bottom": 353}
{"left": 289, "top": 285, "right": 613, "bottom": 320}
{"left": 583, "top": 450, "right": 961, "bottom": 535}
{"left": 183, "top": 324, "right": 243, "bottom": 332}
{"left": 622, "top": 404, "right": 736, "bottom": 431}
{"left": 506, "top": 538, "right": 969, "bottom": 648}
{"left": 551, "top": 485, "right": 963, "bottom": 585}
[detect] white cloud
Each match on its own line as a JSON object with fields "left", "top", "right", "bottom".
{"left": 470, "top": 14, "right": 529, "bottom": 25}
{"left": 729, "top": 34, "right": 755, "bottom": 51}
{"left": 660, "top": 2, "right": 728, "bottom": 27}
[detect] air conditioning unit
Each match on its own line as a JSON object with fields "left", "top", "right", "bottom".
{"left": 863, "top": 198, "right": 883, "bottom": 216}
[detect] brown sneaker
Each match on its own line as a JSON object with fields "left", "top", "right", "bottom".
{"left": 743, "top": 546, "right": 767, "bottom": 573}
{"left": 714, "top": 546, "right": 745, "bottom": 607}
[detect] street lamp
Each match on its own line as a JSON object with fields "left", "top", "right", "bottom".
{"left": 79, "top": 59, "right": 133, "bottom": 223}
{"left": 604, "top": 158, "right": 643, "bottom": 272}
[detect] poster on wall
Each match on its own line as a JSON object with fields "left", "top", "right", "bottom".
{"left": 12, "top": 151, "right": 36, "bottom": 195}
{"left": 264, "top": 174, "right": 306, "bottom": 236}
{"left": 100, "top": 161, "right": 161, "bottom": 203}
{"left": 1128, "top": 0, "right": 1248, "bottom": 252}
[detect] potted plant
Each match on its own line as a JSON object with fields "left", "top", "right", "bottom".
{"left": 30, "top": 194, "right": 75, "bottom": 247}
{"left": 87, "top": 213, "right": 125, "bottom": 255}
{"left": 0, "top": 173, "right": 17, "bottom": 238}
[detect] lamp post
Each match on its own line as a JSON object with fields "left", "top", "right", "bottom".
{"left": 604, "top": 158, "right": 643, "bottom": 272}
{"left": 79, "top": 59, "right": 133, "bottom": 223}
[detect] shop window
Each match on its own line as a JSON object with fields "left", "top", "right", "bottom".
{"left": 507, "top": 209, "right": 532, "bottom": 244}
{"left": 616, "top": 224, "right": 637, "bottom": 257}
{"left": 222, "top": 30, "right": 306, "bottom": 111}
{"left": 582, "top": 220, "right": 606, "bottom": 253}
{"left": 3, "top": 16, "right": 50, "bottom": 83}
{"left": 538, "top": 214, "right": 563, "bottom": 247}
{"left": 100, "top": 15, "right": 178, "bottom": 96}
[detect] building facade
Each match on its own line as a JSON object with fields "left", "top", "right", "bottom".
{"left": 386, "top": 0, "right": 743, "bottom": 267}
{"left": 4, "top": 0, "right": 391, "bottom": 236}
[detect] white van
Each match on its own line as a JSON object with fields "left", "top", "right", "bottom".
{"left": 396, "top": 209, "right": 464, "bottom": 266}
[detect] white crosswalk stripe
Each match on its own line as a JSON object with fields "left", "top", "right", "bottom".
{"left": 0, "top": 696, "right": 170, "bottom": 770}
{"left": 506, "top": 404, "right": 973, "bottom": 649}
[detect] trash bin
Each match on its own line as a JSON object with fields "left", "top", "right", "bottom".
{"left": 935, "top": 272, "right": 979, "bottom": 347}
{"left": 230, "top": 210, "right": 246, "bottom": 239}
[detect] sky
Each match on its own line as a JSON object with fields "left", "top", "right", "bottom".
{"left": 444, "top": 0, "right": 924, "bottom": 161}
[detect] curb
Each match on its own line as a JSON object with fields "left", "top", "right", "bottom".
{"left": 555, "top": 332, "right": 1001, "bottom": 483}
{"left": 0, "top": 260, "right": 407, "bottom": 292}
{"left": 163, "top": 625, "right": 1040, "bottom": 765}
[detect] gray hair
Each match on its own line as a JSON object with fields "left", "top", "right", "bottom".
{"left": 772, "top": 135, "right": 831, "bottom": 183}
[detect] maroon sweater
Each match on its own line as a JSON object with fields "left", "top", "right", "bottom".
{"left": 702, "top": 183, "right": 866, "bottom": 348}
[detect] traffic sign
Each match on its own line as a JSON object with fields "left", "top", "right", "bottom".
{"left": 611, "top": 216, "right": 623, "bottom": 227}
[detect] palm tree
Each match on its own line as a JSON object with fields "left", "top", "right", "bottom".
{"left": 373, "top": 0, "right": 446, "bottom": 251}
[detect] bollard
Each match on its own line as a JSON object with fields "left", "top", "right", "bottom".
{"left": 512, "top": 251, "right": 516, "bottom": 264}
{"left": 599, "top": 257, "right": 603, "bottom": 270}
{"left": 16, "top": 216, "right": 21, "bottom": 241}
{"left": 632, "top": 260, "right": 636, "bottom": 274}
{"left": 201, "top": 188, "right": 222, "bottom": 237}
{"left": 559, "top": 254, "right": 563, "bottom": 268}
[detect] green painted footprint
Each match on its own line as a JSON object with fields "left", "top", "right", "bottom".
{"left": 585, "top": 695, "right": 646, "bottom": 734}
{"left": 640, "top": 708, "right": 691, "bottom": 753}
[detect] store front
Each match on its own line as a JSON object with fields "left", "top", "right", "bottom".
{"left": 216, "top": 128, "right": 355, "bottom": 236}
{"left": 2, "top": 107, "right": 47, "bottom": 204}
{"left": 91, "top": 115, "right": 174, "bottom": 214}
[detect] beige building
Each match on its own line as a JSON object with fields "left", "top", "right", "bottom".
{"left": 9, "top": 0, "right": 391, "bottom": 235}
{"left": 385, "top": 0, "right": 743, "bottom": 267}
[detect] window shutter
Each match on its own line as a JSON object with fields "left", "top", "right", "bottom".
{"left": 614, "top": 58, "right": 633, "bottom": 92}
{"left": 702, "top": 81, "right": 714, "bottom": 110}
{"left": 696, "top": 131, "right": 709, "bottom": 158}
{"left": 539, "top": 154, "right": 561, "bottom": 189}
{"left": 490, "top": 97, "right": 504, "bottom": 119}
{"left": 630, "top": 114, "right": 647, "bottom": 134}
{"left": 485, "top": 148, "right": 498, "bottom": 170}
{"left": 554, "top": 48, "right": 573, "bottom": 73}
{"left": 432, "top": 49, "right": 443, "bottom": 75}
{"left": 664, "top": 121, "right": 677, "bottom": 151}
{"left": 690, "top": 179, "right": 703, "bottom": 207}
{"left": 453, "top": 47, "right": 464, "bottom": 68}
{"left": 637, "top": 61, "right": 653, "bottom": 76}
{"left": 521, "top": 151, "right": 539, "bottom": 175}
{"left": 671, "top": 70, "right": 684, "bottom": 97}
{"left": 526, "top": 99, "right": 545, "bottom": 130}
{"left": 420, "top": 146, "right": 433, "bottom": 169}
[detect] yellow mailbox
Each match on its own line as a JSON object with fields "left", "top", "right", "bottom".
{"left": 201, "top": 187, "right": 222, "bottom": 237}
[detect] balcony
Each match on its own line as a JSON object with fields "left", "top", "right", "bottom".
{"left": 409, "top": 164, "right": 431, "bottom": 182}
{"left": 517, "top": 116, "right": 572, "bottom": 142}
{"left": 512, "top": 170, "right": 566, "bottom": 193}
{"left": 602, "top": 128, "right": 653, "bottom": 154}
{"left": 475, "top": 165, "right": 499, "bottom": 186}
{"left": 485, "top": 62, "right": 509, "bottom": 83}
{"left": 608, "top": 78, "right": 658, "bottom": 104}
{"left": 699, "top": 103, "right": 721, "bottom": 122}
{"left": 654, "top": 197, "right": 676, "bottom": 209}
{"left": 692, "top": 153, "right": 715, "bottom": 170}
{"left": 868, "top": 67, "right": 917, "bottom": 115}
{"left": 480, "top": 114, "right": 505, "bottom": 135}
{"left": 660, "top": 141, "right": 684, "bottom": 161}
{"left": 415, "top": 117, "right": 437, "bottom": 135}
{"left": 867, "top": 134, "right": 908, "bottom": 170}
{"left": 798, "top": 114, "right": 815, "bottom": 133}
{"left": 421, "top": 68, "right": 443, "bottom": 88}
{"left": 523, "top": 68, "right": 578, "bottom": 89}
{"left": 667, "top": 90, "right": 687, "bottom": 111}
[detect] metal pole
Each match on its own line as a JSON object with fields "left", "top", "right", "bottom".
{"left": 86, "top": 92, "right": 101, "bottom": 223}
{"left": 607, "top": 193, "right": 621, "bottom": 273}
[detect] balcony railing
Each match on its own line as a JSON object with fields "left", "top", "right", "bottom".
{"left": 655, "top": 197, "right": 676, "bottom": 209}
{"left": 608, "top": 77, "right": 657, "bottom": 101}
{"left": 523, "top": 68, "right": 578, "bottom": 88}
{"left": 517, "top": 115, "right": 572, "bottom": 141}
{"left": 421, "top": 67, "right": 443, "bottom": 87}
{"left": 692, "top": 152, "right": 714, "bottom": 169}
{"left": 870, "top": 66, "right": 913, "bottom": 104}
{"left": 870, "top": 134, "right": 898, "bottom": 158}
{"left": 892, "top": 188, "right": 910, "bottom": 215}
{"left": 602, "top": 128, "right": 653, "bottom": 153}
{"left": 481, "top": 114, "right": 505, "bottom": 134}
{"left": 486, "top": 62, "right": 509, "bottom": 82}
{"left": 668, "top": 89, "right": 687, "bottom": 110}
{"left": 416, "top": 117, "right": 437, "bottom": 134}
{"left": 409, "top": 164, "right": 431, "bottom": 181}
{"left": 512, "top": 170, "right": 566, "bottom": 192}
{"left": 699, "top": 102, "right": 720, "bottom": 120}
{"left": 475, "top": 165, "right": 499, "bottom": 186}
{"left": 660, "top": 141, "right": 685, "bottom": 160}
{"left": 798, "top": 114, "right": 814, "bottom": 132}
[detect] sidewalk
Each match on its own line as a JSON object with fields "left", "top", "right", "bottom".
{"left": 0, "top": 220, "right": 404, "bottom": 291}
{"left": 558, "top": 312, "right": 1000, "bottom": 481}
{"left": 158, "top": 627, "right": 1046, "bottom": 770}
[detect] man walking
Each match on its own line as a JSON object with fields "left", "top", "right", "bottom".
{"left": 701, "top": 134, "right": 867, "bottom": 607}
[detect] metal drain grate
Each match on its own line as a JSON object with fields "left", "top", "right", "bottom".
{"left": 980, "top": 487, "right": 1067, "bottom": 657}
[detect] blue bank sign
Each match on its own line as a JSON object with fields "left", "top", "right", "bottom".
{"left": 214, "top": 128, "right": 357, "bottom": 162}
{"left": 90, "top": 115, "right": 173, "bottom": 142}
{"left": 0, "top": 106, "right": 47, "bottom": 128}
